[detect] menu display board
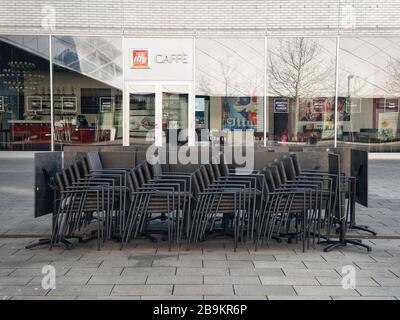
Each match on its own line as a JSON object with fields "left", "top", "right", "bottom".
{"left": 26, "top": 96, "right": 43, "bottom": 112}
{"left": 385, "top": 98, "right": 399, "bottom": 113}
{"left": 273, "top": 98, "right": 289, "bottom": 113}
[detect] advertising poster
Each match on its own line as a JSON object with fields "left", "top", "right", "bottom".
{"left": 378, "top": 112, "right": 399, "bottom": 141}
{"left": 195, "top": 97, "right": 205, "bottom": 125}
{"left": 299, "top": 98, "right": 324, "bottom": 121}
{"left": 299, "top": 97, "right": 350, "bottom": 122}
{"left": 337, "top": 97, "right": 351, "bottom": 121}
{"left": 222, "top": 97, "right": 257, "bottom": 130}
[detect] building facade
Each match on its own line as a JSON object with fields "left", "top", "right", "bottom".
{"left": 1, "top": 0, "right": 400, "bottom": 151}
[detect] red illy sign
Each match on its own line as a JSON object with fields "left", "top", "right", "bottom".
{"left": 131, "top": 49, "right": 150, "bottom": 69}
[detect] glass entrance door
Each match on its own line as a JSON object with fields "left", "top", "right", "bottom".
{"left": 162, "top": 84, "right": 189, "bottom": 145}
{"left": 126, "top": 82, "right": 194, "bottom": 147}
{"left": 127, "top": 83, "right": 157, "bottom": 145}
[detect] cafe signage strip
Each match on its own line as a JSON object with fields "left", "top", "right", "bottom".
{"left": 130, "top": 48, "right": 188, "bottom": 69}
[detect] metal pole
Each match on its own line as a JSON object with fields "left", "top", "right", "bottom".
{"left": 263, "top": 35, "right": 267, "bottom": 147}
{"left": 122, "top": 35, "right": 129, "bottom": 146}
{"left": 49, "top": 34, "right": 54, "bottom": 152}
{"left": 334, "top": 35, "right": 340, "bottom": 148}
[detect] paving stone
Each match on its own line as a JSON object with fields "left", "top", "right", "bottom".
{"left": 141, "top": 295, "right": 203, "bottom": 300}
{"left": 332, "top": 296, "right": 396, "bottom": 300}
{"left": 112, "top": 285, "right": 173, "bottom": 296}
{"left": 204, "top": 276, "right": 260, "bottom": 285}
{"left": 146, "top": 275, "right": 203, "bottom": 285}
{"left": 203, "top": 260, "right": 254, "bottom": 268}
{"left": 28, "top": 276, "right": 91, "bottom": 286}
{"left": 152, "top": 259, "right": 202, "bottom": 267}
{"left": 64, "top": 267, "right": 123, "bottom": 276}
{"left": 230, "top": 267, "right": 284, "bottom": 276}
{"left": 357, "top": 287, "right": 400, "bottom": 297}
{"left": 122, "top": 267, "right": 176, "bottom": 275}
{"left": 0, "top": 268, "right": 15, "bottom": 276}
{"left": 174, "top": 285, "right": 234, "bottom": 296}
{"left": 372, "top": 277, "right": 400, "bottom": 287}
{"left": 10, "top": 268, "right": 69, "bottom": 277}
{"left": 268, "top": 296, "right": 332, "bottom": 300}
{"left": 293, "top": 286, "right": 360, "bottom": 297}
{"left": 254, "top": 261, "right": 306, "bottom": 269}
{"left": 0, "top": 285, "right": 49, "bottom": 296}
{"left": 205, "top": 295, "right": 267, "bottom": 300}
{"left": 226, "top": 254, "right": 275, "bottom": 261}
{"left": 11, "top": 295, "right": 77, "bottom": 300}
{"left": 0, "top": 277, "right": 33, "bottom": 286}
{"left": 47, "top": 285, "right": 113, "bottom": 296}
{"left": 77, "top": 295, "right": 141, "bottom": 300}
{"left": 176, "top": 267, "right": 229, "bottom": 276}
{"left": 234, "top": 285, "right": 296, "bottom": 296}
{"left": 88, "top": 275, "right": 147, "bottom": 285}
{"left": 282, "top": 268, "right": 339, "bottom": 277}
{"left": 260, "top": 276, "right": 319, "bottom": 286}
{"left": 316, "top": 276, "right": 379, "bottom": 287}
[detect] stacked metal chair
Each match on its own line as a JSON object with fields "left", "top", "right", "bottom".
{"left": 50, "top": 161, "right": 116, "bottom": 250}
{"left": 255, "top": 165, "right": 317, "bottom": 252}
{"left": 121, "top": 161, "right": 195, "bottom": 250}
{"left": 187, "top": 162, "right": 264, "bottom": 251}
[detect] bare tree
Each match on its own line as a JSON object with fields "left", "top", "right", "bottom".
{"left": 269, "top": 38, "right": 334, "bottom": 140}
{"left": 218, "top": 55, "right": 239, "bottom": 97}
{"left": 386, "top": 58, "right": 400, "bottom": 95}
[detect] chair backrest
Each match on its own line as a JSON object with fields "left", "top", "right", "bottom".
{"left": 141, "top": 161, "right": 153, "bottom": 181}
{"left": 81, "top": 156, "right": 90, "bottom": 176}
{"left": 219, "top": 162, "right": 229, "bottom": 177}
{"left": 86, "top": 152, "right": 103, "bottom": 171}
{"left": 200, "top": 165, "right": 211, "bottom": 186}
{"left": 263, "top": 167, "right": 276, "bottom": 193}
{"left": 205, "top": 164, "right": 216, "bottom": 183}
{"left": 128, "top": 169, "right": 141, "bottom": 192}
{"left": 135, "top": 164, "right": 147, "bottom": 186}
{"left": 55, "top": 171, "right": 66, "bottom": 192}
{"left": 212, "top": 163, "right": 222, "bottom": 179}
{"left": 282, "top": 156, "right": 297, "bottom": 181}
{"left": 289, "top": 153, "right": 301, "bottom": 176}
{"left": 273, "top": 159, "right": 287, "bottom": 184}
{"left": 72, "top": 160, "right": 85, "bottom": 181}
{"left": 268, "top": 164, "right": 282, "bottom": 189}
{"left": 195, "top": 170, "right": 206, "bottom": 191}
{"left": 192, "top": 173, "right": 202, "bottom": 194}
{"left": 61, "top": 168, "right": 72, "bottom": 189}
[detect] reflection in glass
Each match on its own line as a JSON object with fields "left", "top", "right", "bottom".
{"left": 162, "top": 84, "right": 189, "bottom": 144}
{"left": 52, "top": 36, "right": 123, "bottom": 148}
{"left": 0, "top": 35, "right": 51, "bottom": 150}
{"left": 196, "top": 38, "right": 265, "bottom": 145}
{"left": 267, "top": 37, "right": 336, "bottom": 146}
{"left": 338, "top": 38, "right": 400, "bottom": 151}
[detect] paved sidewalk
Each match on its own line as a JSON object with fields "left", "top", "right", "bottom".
{"left": 0, "top": 153, "right": 399, "bottom": 300}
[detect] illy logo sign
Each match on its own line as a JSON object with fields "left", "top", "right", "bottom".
{"left": 131, "top": 49, "right": 150, "bottom": 69}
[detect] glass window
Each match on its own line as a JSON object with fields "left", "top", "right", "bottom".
{"left": 196, "top": 38, "right": 265, "bottom": 145}
{"left": 52, "top": 36, "right": 123, "bottom": 149}
{"left": 267, "top": 37, "right": 337, "bottom": 147}
{"left": 338, "top": 37, "right": 400, "bottom": 152}
{"left": 0, "top": 35, "right": 51, "bottom": 151}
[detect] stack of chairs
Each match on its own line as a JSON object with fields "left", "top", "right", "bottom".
{"left": 121, "top": 161, "right": 194, "bottom": 250}
{"left": 47, "top": 151, "right": 369, "bottom": 253}
{"left": 187, "top": 163, "right": 264, "bottom": 251}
